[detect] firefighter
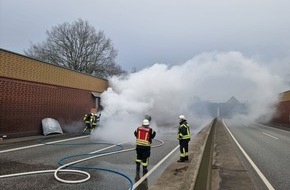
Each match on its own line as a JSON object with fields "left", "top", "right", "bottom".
{"left": 177, "top": 115, "right": 190, "bottom": 162}
{"left": 134, "top": 119, "right": 156, "bottom": 174}
{"left": 95, "top": 111, "right": 101, "bottom": 123}
{"left": 92, "top": 112, "right": 101, "bottom": 130}
{"left": 83, "top": 112, "right": 94, "bottom": 133}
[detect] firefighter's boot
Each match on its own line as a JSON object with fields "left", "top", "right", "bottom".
{"left": 143, "top": 166, "right": 148, "bottom": 175}
{"left": 136, "top": 163, "right": 140, "bottom": 172}
{"left": 177, "top": 157, "right": 185, "bottom": 162}
{"left": 135, "top": 172, "right": 140, "bottom": 182}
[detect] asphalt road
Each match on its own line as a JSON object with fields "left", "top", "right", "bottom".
{"left": 0, "top": 126, "right": 188, "bottom": 190}
{"left": 224, "top": 120, "right": 290, "bottom": 190}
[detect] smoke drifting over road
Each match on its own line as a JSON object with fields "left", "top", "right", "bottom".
{"left": 91, "top": 51, "right": 288, "bottom": 143}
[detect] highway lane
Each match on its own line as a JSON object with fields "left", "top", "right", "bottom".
{"left": 0, "top": 128, "right": 184, "bottom": 190}
{"left": 224, "top": 120, "right": 290, "bottom": 190}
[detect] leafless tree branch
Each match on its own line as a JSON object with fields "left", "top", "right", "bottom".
{"left": 24, "top": 19, "right": 124, "bottom": 78}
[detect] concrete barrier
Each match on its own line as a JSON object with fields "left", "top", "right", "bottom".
{"left": 190, "top": 118, "right": 216, "bottom": 190}
{"left": 150, "top": 118, "right": 216, "bottom": 190}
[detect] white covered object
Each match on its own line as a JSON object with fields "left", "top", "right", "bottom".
{"left": 42, "top": 118, "right": 63, "bottom": 136}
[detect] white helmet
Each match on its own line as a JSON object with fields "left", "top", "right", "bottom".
{"left": 142, "top": 119, "right": 150, "bottom": 126}
{"left": 179, "top": 115, "right": 186, "bottom": 120}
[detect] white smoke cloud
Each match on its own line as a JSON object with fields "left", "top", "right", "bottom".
{"left": 91, "top": 51, "right": 288, "bottom": 143}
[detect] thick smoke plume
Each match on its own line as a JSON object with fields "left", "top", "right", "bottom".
{"left": 91, "top": 51, "right": 288, "bottom": 143}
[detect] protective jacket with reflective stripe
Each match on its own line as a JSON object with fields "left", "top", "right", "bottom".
{"left": 83, "top": 113, "right": 93, "bottom": 124}
{"left": 135, "top": 126, "right": 155, "bottom": 146}
{"left": 177, "top": 120, "right": 190, "bottom": 140}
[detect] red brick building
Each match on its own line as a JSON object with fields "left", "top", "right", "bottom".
{"left": 0, "top": 49, "right": 109, "bottom": 138}
{"left": 272, "top": 90, "right": 290, "bottom": 126}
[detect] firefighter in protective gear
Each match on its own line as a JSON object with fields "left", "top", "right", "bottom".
{"left": 83, "top": 113, "right": 94, "bottom": 133}
{"left": 134, "top": 119, "right": 156, "bottom": 174}
{"left": 177, "top": 115, "right": 190, "bottom": 162}
{"left": 92, "top": 112, "right": 101, "bottom": 129}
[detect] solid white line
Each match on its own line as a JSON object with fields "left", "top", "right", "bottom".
{"left": 262, "top": 132, "right": 279, "bottom": 140}
{"left": 0, "top": 135, "right": 89, "bottom": 154}
{"left": 132, "top": 145, "right": 180, "bottom": 189}
{"left": 222, "top": 120, "right": 275, "bottom": 190}
{"left": 89, "top": 141, "right": 127, "bottom": 154}
{"left": 89, "top": 144, "right": 118, "bottom": 154}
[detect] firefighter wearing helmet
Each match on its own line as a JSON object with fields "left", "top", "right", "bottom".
{"left": 177, "top": 115, "right": 190, "bottom": 162}
{"left": 134, "top": 119, "right": 156, "bottom": 174}
{"left": 83, "top": 112, "right": 94, "bottom": 133}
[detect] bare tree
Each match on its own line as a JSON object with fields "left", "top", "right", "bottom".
{"left": 25, "top": 19, "right": 124, "bottom": 78}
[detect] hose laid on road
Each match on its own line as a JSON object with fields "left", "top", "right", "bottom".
{"left": 0, "top": 137, "right": 164, "bottom": 190}
{"left": 54, "top": 139, "right": 164, "bottom": 185}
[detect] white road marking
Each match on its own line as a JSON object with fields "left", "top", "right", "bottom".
{"left": 89, "top": 141, "right": 127, "bottom": 154}
{"left": 132, "top": 145, "right": 180, "bottom": 189}
{"left": 223, "top": 120, "right": 275, "bottom": 190}
{"left": 89, "top": 144, "right": 118, "bottom": 154}
{"left": 262, "top": 132, "right": 279, "bottom": 140}
{"left": 256, "top": 123, "right": 290, "bottom": 134}
{"left": 0, "top": 135, "right": 89, "bottom": 154}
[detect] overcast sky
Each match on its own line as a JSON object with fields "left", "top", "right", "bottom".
{"left": 1, "top": 1, "right": 289, "bottom": 136}
{"left": 1, "top": 0, "right": 290, "bottom": 74}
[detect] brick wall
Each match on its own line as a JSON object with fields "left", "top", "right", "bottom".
{"left": 0, "top": 49, "right": 109, "bottom": 138}
{"left": 272, "top": 102, "right": 290, "bottom": 125}
{"left": 0, "top": 49, "right": 108, "bottom": 92}
{"left": 272, "top": 91, "right": 290, "bottom": 125}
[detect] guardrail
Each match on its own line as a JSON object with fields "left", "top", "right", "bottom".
{"left": 193, "top": 118, "right": 216, "bottom": 190}
{"left": 149, "top": 118, "right": 217, "bottom": 190}
{"left": 178, "top": 118, "right": 216, "bottom": 190}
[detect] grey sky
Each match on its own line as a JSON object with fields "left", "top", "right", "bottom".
{"left": 1, "top": 0, "right": 290, "bottom": 72}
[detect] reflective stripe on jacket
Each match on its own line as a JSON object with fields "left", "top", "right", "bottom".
{"left": 177, "top": 122, "right": 190, "bottom": 140}
{"left": 84, "top": 114, "right": 93, "bottom": 123}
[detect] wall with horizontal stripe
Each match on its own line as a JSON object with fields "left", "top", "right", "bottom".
{"left": 0, "top": 49, "right": 108, "bottom": 138}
